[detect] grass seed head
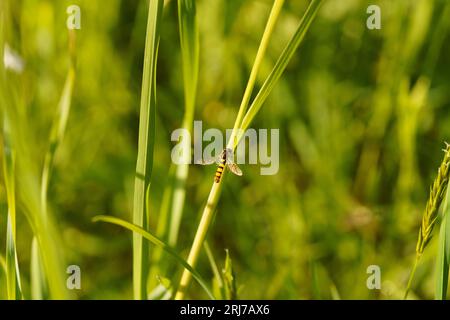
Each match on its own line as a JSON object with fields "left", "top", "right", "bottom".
{"left": 416, "top": 143, "right": 450, "bottom": 255}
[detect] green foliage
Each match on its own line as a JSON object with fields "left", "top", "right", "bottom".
{"left": 2, "top": 0, "right": 450, "bottom": 300}
{"left": 132, "top": 0, "right": 164, "bottom": 300}
{"left": 93, "top": 215, "right": 215, "bottom": 299}
{"left": 222, "top": 250, "right": 237, "bottom": 300}
{"left": 435, "top": 186, "right": 450, "bottom": 299}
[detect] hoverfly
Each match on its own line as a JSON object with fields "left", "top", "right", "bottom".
{"left": 201, "top": 148, "right": 243, "bottom": 183}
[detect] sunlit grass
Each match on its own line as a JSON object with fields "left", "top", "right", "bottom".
{"left": 2, "top": 0, "right": 450, "bottom": 301}
{"left": 132, "top": 0, "right": 164, "bottom": 300}
{"left": 175, "top": 0, "right": 322, "bottom": 299}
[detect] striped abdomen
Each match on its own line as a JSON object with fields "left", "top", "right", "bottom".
{"left": 214, "top": 157, "right": 226, "bottom": 183}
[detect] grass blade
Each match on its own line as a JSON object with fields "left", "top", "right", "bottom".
{"left": 147, "top": 165, "right": 175, "bottom": 292}
{"left": 0, "top": 6, "right": 22, "bottom": 301}
{"left": 93, "top": 215, "right": 215, "bottom": 300}
{"left": 0, "top": 254, "right": 6, "bottom": 275}
{"left": 436, "top": 215, "right": 450, "bottom": 299}
{"left": 1, "top": 43, "right": 68, "bottom": 303}
{"left": 6, "top": 213, "right": 23, "bottom": 299}
{"left": 204, "top": 242, "right": 224, "bottom": 298}
{"left": 132, "top": 0, "right": 164, "bottom": 300}
{"left": 41, "top": 67, "right": 75, "bottom": 216}
{"left": 222, "top": 249, "right": 237, "bottom": 300}
{"left": 30, "top": 238, "right": 46, "bottom": 300}
{"left": 175, "top": 0, "right": 322, "bottom": 299}
{"left": 33, "top": 31, "right": 76, "bottom": 300}
{"left": 0, "top": 254, "right": 6, "bottom": 298}
{"left": 436, "top": 186, "right": 450, "bottom": 299}
{"left": 175, "top": 0, "right": 286, "bottom": 299}
{"left": 168, "top": 0, "right": 200, "bottom": 247}
{"left": 1, "top": 2, "right": 70, "bottom": 300}
{"left": 238, "top": 0, "right": 323, "bottom": 138}
{"left": 148, "top": 0, "right": 199, "bottom": 295}
{"left": 3, "top": 92, "right": 67, "bottom": 299}
{"left": 2, "top": 119, "right": 22, "bottom": 300}
{"left": 229, "top": 0, "right": 285, "bottom": 145}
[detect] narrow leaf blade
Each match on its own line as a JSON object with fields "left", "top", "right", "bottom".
{"left": 94, "top": 215, "right": 215, "bottom": 300}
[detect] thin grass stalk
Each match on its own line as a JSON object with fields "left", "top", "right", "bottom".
{"left": 93, "top": 215, "right": 215, "bottom": 299}
{"left": 40, "top": 66, "right": 75, "bottom": 218}
{"left": 1, "top": 2, "right": 67, "bottom": 300}
{"left": 167, "top": 0, "right": 199, "bottom": 247}
{"left": 404, "top": 255, "right": 419, "bottom": 299}
{"left": 176, "top": 0, "right": 322, "bottom": 300}
{"left": 132, "top": 0, "right": 164, "bottom": 300}
{"left": 2, "top": 113, "right": 67, "bottom": 299}
{"left": 2, "top": 127, "right": 22, "bottom": 299}
{"left": 1, "top": 17, "right": 22, "bottom": 298}
{"left": 31, "top": 31, "right": 76, "bottom": 300}
{"left": 30, "top": 238, "right": 45, "bottom": 299}
{"left": 148, "top": 0, "right": 199, "bottom": 294}
{"left": 222, "top": 249, "right": 237, "bottom": 300}
{"left": 204, "top": 242, "right": 223, "bottom": 294}
{"left": 31, "top": 205, "right": 68, "bottom": 298}
{"left": 174, "top": 178, "right": 222, "bottom": 299}
{"left": 238, "top": 0, "right": 323, "bottom": 140}
{"left": 147, "top": 166, "right": 175, "bottom": 293}
{"left": 174, "top": 0, "right": 322, "bottom": 299}
{"left": 228, "top": 0, "right": 285, "bottom": 145}
{"left": 7, "top": 125, "right": 69, "bottom": 299}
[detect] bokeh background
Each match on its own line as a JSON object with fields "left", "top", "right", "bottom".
{"left": 1, "top": 0, "right": 450, "bottom": 299}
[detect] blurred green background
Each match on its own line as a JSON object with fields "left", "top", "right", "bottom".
{"left": 1, "top": 0, "right": 450, "bottom": 299}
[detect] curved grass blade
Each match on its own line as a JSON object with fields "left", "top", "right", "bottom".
{"left": 2, "top": 119, "right": 22, "bottom": 300}
{"left": 93, "top": 215, "right": 215, "bottom": 300}
{"left": 149, "top": 0, "right": 199, "bottom": 294}
{"left": 41, "top": 67, "right": 75, "bottom": 216}
{"left": 133, "top": 0, "right": 164, "bottom": 300}
{"left": 6, "top": 213, "right": 23, "bottom": 299}
{"left": 1, "top": 5, "right": 67, "bottom": 300}
{"left": 34, "top": 32, "right": 76, "bottom": 300}
{"left": 228, "top": 0, "right": 285, "bottom": 146}
{"left": 175, "top": 0, "right": 286, "bottom": 299}
{"left": 175, "top": 0, "right": 322, "bottom": 300}
{"left": 238, "top": 0, "right": 323, "bottom": 140}
{"left": 168, "top": 0, "right": 200, "bottom": 248}
{"left": 147, "top": 165, "right": 175, "bottom": 292}
{"left": 1, "top": 82, "right": 67, "bottom": 301}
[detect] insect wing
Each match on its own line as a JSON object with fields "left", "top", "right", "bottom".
{"left": 200, "top": 157, "right": 216, "bottom": 165}
{"left": 227, "top": 163, "right": 243, "bottom": 176}
{"left": 199, "top": 154, "right": 219, "bottom": 165}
